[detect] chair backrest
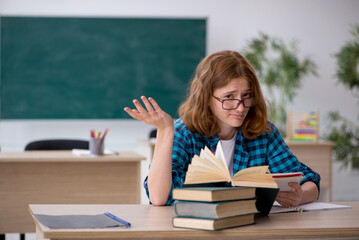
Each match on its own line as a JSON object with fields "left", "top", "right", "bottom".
{"left": 149, "top": 129, "right": 157, "bottom": 139}
{"left": 25, "top": 139, "right": 89, "bottom": 151}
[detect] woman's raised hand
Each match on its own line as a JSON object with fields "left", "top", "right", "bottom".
{"left": 126, "top": 96, "right": 174, "bottom": 206}
{"left": 124, "top": 96, "right": 173, "bottom": 130}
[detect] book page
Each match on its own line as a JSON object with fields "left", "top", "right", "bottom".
{"left": 184, "top": 172, "right": 231, "bottom": 184}
{"left": 231, "top": 166, "right": 277, "bottom": 188}
{"left": 214, "top": 141, "right": 228, "bottom": 170}
{"left": 185, "top": 155, "right": 230, "bottom": 184}
{"left": 201, "top": 146, "right": 230, "bottom": 178}
{"left": 189, "top": 155, "right": 223, "bottom": 173}
{"left": 232, "top": 166, "right": 269, "bottom": 178}
{"left": 187, "top": 158, "right": 228, "bottom": 179}
{"left": 196, "top": 149, "right": 223, "bottom": 170}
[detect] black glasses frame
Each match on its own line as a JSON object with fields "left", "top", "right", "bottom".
{"left": 213, "top": 96, "right": 256, "bottom": 110}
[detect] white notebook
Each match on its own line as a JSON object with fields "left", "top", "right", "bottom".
{"left": 270, "top": 201, "right": 352, "bottom": 214}
{"left": 272, "top": 172, "right": 304, "bottom": 191}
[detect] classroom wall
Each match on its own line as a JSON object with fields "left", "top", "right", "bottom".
{"left": 1, "top": 0, "right": 359, "bottom": 202}
{"left": 1, "top": 0, "right": 358, "bottom": 152}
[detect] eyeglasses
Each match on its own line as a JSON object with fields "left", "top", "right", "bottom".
{"left": 213, "top": 96, "right": 256, "bottom": 110}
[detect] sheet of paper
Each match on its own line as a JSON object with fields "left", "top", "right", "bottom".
{"left": 270, "top": 201, "right": 352, "bottom": 214}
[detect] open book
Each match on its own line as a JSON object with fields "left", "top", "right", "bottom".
{"left": 184, "top": 142, "right": 278, "bottom": 188}
{"left": 183, "top": 142, "right": 280, "bottom": 216}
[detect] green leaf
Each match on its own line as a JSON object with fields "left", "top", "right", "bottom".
{"left": 242, "top": 32, "right": 318, "bottom": 136}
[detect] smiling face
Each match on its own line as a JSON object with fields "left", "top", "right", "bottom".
{"left": 211, "top": 77, "right": 251, "bottom": 140}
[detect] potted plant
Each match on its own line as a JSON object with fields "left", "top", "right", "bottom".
{"left": 242, "top": 32, "right": 317, "bottom": 136}
{"left": 325, "top": 24, "right": 359, "bottom": 168}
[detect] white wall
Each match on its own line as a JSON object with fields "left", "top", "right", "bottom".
{"left": 1, "top": 0, "right": 359, "bottom": 201}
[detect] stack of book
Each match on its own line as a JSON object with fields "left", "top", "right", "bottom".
{"left": 172, "top": 186, "right": 258, "bottom": 230}
{"left": 171, "top": 142, "right": 280, "bottom": 230}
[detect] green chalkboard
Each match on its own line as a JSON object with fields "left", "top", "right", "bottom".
{"left": 0, "top": 17, "right": 206, "bottom": 119}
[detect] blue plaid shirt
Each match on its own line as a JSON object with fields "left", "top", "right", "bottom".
{"left": 144, "top": 118, "right": 321, "bottom": 205}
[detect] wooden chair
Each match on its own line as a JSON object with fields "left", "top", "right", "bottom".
{"left": 149, "top": 129, "right": 157, "bottom": 139}
{"left": 25, "top": 139, "right": 89, "bottom": 151}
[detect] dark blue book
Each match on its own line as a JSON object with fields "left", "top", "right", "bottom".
{"left": 174, "top": 198, "right": 257, "bottom": 219}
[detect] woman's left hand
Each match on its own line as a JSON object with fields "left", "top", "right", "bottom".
{"left": 275, "top": 182, "right": 303, "bottom": 207}
{"left": 124, "top": 96, "right": 173, "bottom": 131}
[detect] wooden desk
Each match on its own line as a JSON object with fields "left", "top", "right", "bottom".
{"left": 0, "top": 151, "right": 145, "bottom": 234}
{"left": 29, "top": 202, "right": 359, "bottom": 240}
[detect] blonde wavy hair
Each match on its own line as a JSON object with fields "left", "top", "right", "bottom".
{"left": 178, "top": 50, "right": 270, "bottom": 139}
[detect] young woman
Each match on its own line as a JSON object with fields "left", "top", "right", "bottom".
{"left": 124, "top": 50, "right": 320, "bottom": 207}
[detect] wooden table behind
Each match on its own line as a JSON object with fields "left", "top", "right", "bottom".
{"left": 29, "top": 202, "right": 359, "bottom": 240}
{"left": 0, "top": 151, "right": 145, "bottom": 233}
{"left": 288, "top": 141, "right": 335, "bottom": 201}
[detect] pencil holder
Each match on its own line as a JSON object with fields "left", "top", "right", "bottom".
{"left": 89, "top": 138, "right": 104, "bottom": 156}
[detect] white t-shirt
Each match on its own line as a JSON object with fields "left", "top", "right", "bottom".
{"left": 220, "top": 132, "right": 237, "bottom": 176}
